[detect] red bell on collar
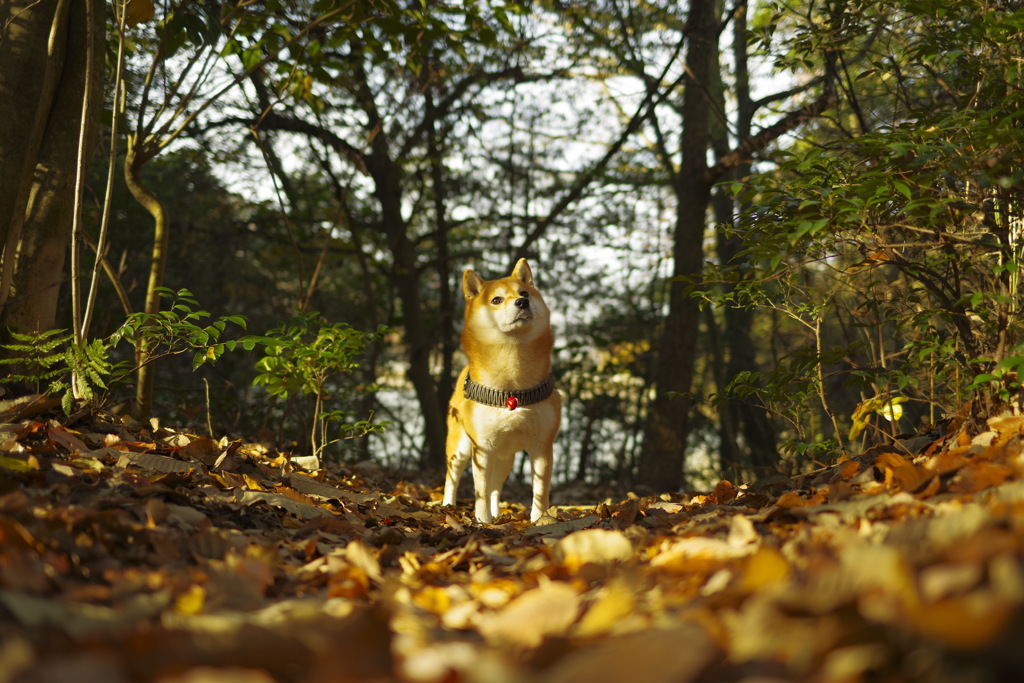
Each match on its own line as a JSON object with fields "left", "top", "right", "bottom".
{"left": 506, "top": 396, "right": 518, "bottom": 411}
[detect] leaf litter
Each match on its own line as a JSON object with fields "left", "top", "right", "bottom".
{"left": 3, "top": 397, "right": 1024, "bottom": 681}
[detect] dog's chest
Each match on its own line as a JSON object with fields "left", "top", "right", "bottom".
{"left": 469, "top": 402, "right": 554, "bottom": 451}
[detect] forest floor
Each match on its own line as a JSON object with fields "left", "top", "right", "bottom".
{"left": 2, "top": 395, "right": 1024, "bottom": 682}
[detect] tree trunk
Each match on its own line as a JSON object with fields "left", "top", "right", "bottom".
{"left": 347, "top": 46, "right": 446, "bottom": 468}
{"left": 364, "top": 142, "right": 446, "bottom": 470}
{"left": 0, "top": 0, "right": 104, "bottom": 338}
{"left": 125, "top": 141, "right": 169, "bottom": 418}
{"left": 426, "top": 85, "right": 457, "bottom": 421}
{"left": 637, "top": 0, "right": 718, "bottom": 492}
{"left": 709, "top": 0, "right": 778, "bottom": 472}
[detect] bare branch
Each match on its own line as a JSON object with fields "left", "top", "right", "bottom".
{"left": 705, "top": 85, "right": 836, "bottom": 182}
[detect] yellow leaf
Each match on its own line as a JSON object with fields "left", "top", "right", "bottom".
{"left": 873, "top": 451, "right": 934, "bottom": 493}
{"left": 948, "top": 460, "right": 1013, "bottom": 493}
{"left": 412, "top": 585, "right": 451, "bottom": 615}
{"left": 556, "top": 528, "right": 634, "bottom": 572}
{"left": 876, "top": 395, "right": 909, "bottom": 421}
{"left": 849, "top": 395, "right": 908, "bottom": 439}
{"left": 174, "top": 584, "right": 206, "bottom": 615}
{"left": 739, "top": 547, "right": 791, "bottom": 593}
{"left": 575, "top": 578, "right": 637, "bottom": 637}
{"left": 904, "top": 593, "right": 1013, "bottom": 650}
{"left": 478, "top": 580, "right": 581, "bottom": 648}
{"left": 0, "top": 456, "right": 31, "bottom": 472}
{"left": 124, "top": 0, "right": 155, "bottom": 26}
{"left": 774, "top": 491, "right": 807, "bottom": 508}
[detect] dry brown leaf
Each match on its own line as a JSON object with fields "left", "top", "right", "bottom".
{"left": 986, "top": 414, "right": 1024, "bottom": 438}
{"left": 524, "top": 513, "right": 600, "bottom": 537}
{"left": 775, "top": 490, "right": 810, "bottom": 508}
{"left": 650, "top": 536, "right": 753, "bottom": 574}
{"left": 727, "top": 513, "right": 758, "bottom": 547}
{"left": 738, "top": 546, "right": 791, "bottom": 593}
{"left": 288, "top": 473, "right": 377, "bottom": 504}
{"left": 710, "top": 479, "right": 737, "bottom": 504}
{"left": 540, "top": 623, "right": 716, "bottom": 683}
{"left": 919, "top": 563, "right": 983, "bottom": 601}
{"left": 47, "top": 426, "right": 89, "bottom": 454}
{"left": 477, "top": 580, "right": 580, "bottom": 648}
{"left": 0, "top": 394, "right": 60, "bottom": 422}
{"left": 574, "top": 577, "right": 639, "bottom": 637}
{"left": 345, "top": 539, "right": 383, "bottom": 584}
{"left": 923, "top": 447, "right": 972, "bottom": 474}
{"left": 948, "top": 460, "right": 1013, "bottom": 493}
{"left": 233, "top": 490, "right": 333, "bottom": 520}
{"left": 831, "top": 458, "right": 862, "bottom": 482}
{"left": 611, "top": 497, "right": 642, "bottom": 526}
{"left": 117, "top": 451, "right": 194, "bottom": 473}
{"left": 178, "top": 435, "right": 221, "bottom": 464}
{"left": 873, "top": 450, "right": 934, "bottom": 492}
{"left": 902, "top": 593, "right": 1013, "bottom": 650}
{"left": 556, "top": 528, "right": 634, "bottom": 572}
{"left": 326, "top": 564, "right": 371, "bottom": 599}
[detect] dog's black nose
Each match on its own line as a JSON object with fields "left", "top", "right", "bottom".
{"left": 514, "top": 297, "right": 530, "bottom": 310}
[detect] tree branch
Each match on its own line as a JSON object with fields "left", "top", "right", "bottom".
{"left": 205, "top": 112, "right": 370, "bottom": 175}
{"left": 705, "top": 84, "right": 836, "bottom": 182}
{"left": 513, "top": 31, "right": 687, "bottom": 264}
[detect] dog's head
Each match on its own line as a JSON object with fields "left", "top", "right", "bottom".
{"left": 462, "top": 259, "right": 551, "bottom": 343}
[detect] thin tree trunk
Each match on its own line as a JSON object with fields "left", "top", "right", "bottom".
{"left": 426, "top": 85, "right": 457, "bottom": 419}
{"left": 364, "top": 143, "right": 446, "bottom": 468}
{"left": 125, "top": 141, "right": 169, "bottom": 418}
{"left": 637, "top": 0, "right": 718, "bottom": 492}
{"left": 706, "top": 0, "right": 778, "bottom": 472}
{"left": 348, "top": 44, "right": 446, "bottom": 468}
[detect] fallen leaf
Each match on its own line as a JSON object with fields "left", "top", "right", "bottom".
{"left": 873, "top": 450, "right": 934, "bottom": 492}
{"left": 0, "top": 394, "right": 60, "bottom": 422}
{"left": 233, "top": 490, "right": 333, "bottom": 520}
{"left": 289, "top": 473, "right": 378, "bottom": 504}
{"left": 0, "top": 455, "right": 32, "bottom": 472}
{"left": 574, "top": 577, "right": 639, "bottom": 636}
{"left": 174, "top": 585, "right": 206, "bottom": 615}
{"left": 650, "top": 536, "right": 753, "bottom": 573}
{"left": 738, "top": 546, "right": 791, "bottom": 593}
{"left": 903, "top": 593, "right": 1013, "bottom": 650}
{"left": 710, "top": 480, "right": 737, "bottom": 504}
{"left": 48, "top": 426, "right": 89, "bottom": 454}
{"left": 556, "top": 528, "right": 634, "bottom": 572}
{"left": 540, "top": 623, "right": 716, "bottom": 683}
{"left": 948, "top": 460, "right": 1013, "bottom": 493}
{"left": 117, "top": 451, "right": 194, "bottom": 473}
{"left": 923, "top": 447, "right": 972, "bottom": 474}
{"left": 478, "top": 580, "right": 580, "bottom": 648}
{"left": 523, "top": 513, "right": 600, "bottom": 537}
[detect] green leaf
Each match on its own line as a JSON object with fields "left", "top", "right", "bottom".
{"left": 893, "top": 181, "right": 912, "bottom": 200}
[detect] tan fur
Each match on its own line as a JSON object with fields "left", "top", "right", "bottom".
{"left": 442, "top": 259, "right": 561, "bottom": 523}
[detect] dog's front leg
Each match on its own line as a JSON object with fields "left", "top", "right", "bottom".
{"left": 443, "top": 459, "right": 466, "bottom": 508}
{"left": 529, "top": 446, "right": 553, "bottom": 522}
{"left": 444, "top": 429, "right": 472, "bottom": 507}
{"left": 471, "top": 455, "right": 494, "bottom": 523}
{"left": 472, "top": 449, "right": 515, "bottom": 523}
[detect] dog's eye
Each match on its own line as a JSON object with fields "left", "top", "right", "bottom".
{"left": 519, "top": 291, "right": 529, "bottom": 298}
{"left": 490, "top": 296, "right": 503, "bottom": 305}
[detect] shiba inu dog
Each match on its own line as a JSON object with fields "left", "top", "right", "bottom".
{"left": 442, "top": 259, "right": 561, "bottom": 523}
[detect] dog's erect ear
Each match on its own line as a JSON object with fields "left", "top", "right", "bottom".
{"left": 511, "top": 258, "right": 534, "bottom": 286}
{"left": 463, "top": 269, "right": 485, "bottom": 300}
